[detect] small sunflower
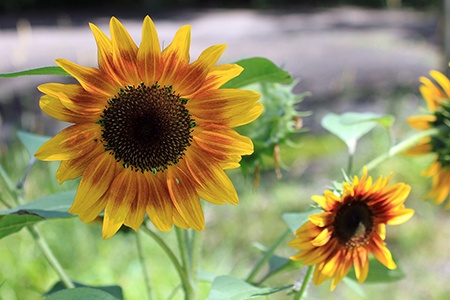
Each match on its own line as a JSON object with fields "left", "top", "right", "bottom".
{"left": 405, "top": 70, "right": 450, "bottom": 207}
{"left": 35, "top": 16, "right": 262, "bottom": 239}
{"left": 289, "top": 167, "right": 414, "bottom": 291}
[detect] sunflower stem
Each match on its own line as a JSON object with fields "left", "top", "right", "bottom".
{"left": 175, "top": 227, "right": 197, "bottom": 300}
{"left": 141, "top": 225, "right": 189, "bottom": 297}
{"left": 27, "top": 225, "right": 75, "bottom": 289}
{"left": 0, "top": 163, "right": 18, "bottom": 207}
{"left": 294, "top": 265, "right": 314, "bottom": 300}
{"left": 364, "top": 128, "right": 440, "bottom": 172}
{"left": 246, "top": 228, "right": 291, "bottom": 284}
{"left": 136, "top": 232, "right": 153, "bottom": 300}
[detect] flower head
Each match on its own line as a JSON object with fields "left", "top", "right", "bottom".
{"left": 405, "top": 70, "right": 450, "bottom": 207}
{"left": 289, "top": 168, "right": 414, "bottom": 290}
{"left": 35, "top": 16, "right": 262, "bottom": 239}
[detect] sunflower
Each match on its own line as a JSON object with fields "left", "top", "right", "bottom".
{"left": 35, "top": 16, "right": 262, "bottom": 239}
{"left": 405, "top": 70, "right": 450, "bottom": 207}
{"left": 288, "top": 167, "right": 414, "bottom": 291}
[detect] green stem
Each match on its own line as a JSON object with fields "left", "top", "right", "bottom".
{"left": 364, "top": 128, "right": 439, "bottom": 172}
{"left": 246, "top": 228, "right": 291, "bottom": 284}
{"left": 136, "top": 232, "right": 153, "bottom": 300}
{"left": 140, "top": 224, "right": 189, "bottom": 294}
{"left": 27, "top": 225, "right": 75, "bottom": 289}
{"left": 175, "top": 227, "right": 196, "bottom": 300}
{"left": 0, "top": 164, "right": 18, "bottom": 207}
{"left": 294, "top": 266, "right": 314, "bottom": 300}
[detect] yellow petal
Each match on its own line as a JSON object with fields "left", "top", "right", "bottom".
{"left": 309, "top": 212, "right": 333, "bottom": 227}
{"left": 160, "top": 25, "right": 191, "bottom": 85}
{"left": 175, "top": 44, "right": 227, "bottom": 96}
{"left": 311, "top": 228, "right": 331, "bottom": 247}
{"left": 188, "top": 89, "right": 261, "bottom": 128}
{"left": 56, "top": 59, "right": 117, "bottom": 97}
{"left": 182, "top": 150, "right": 238, "bottom": 205}
{"left": 137, "top": 16, "right": 162, "bottom": 84}
{"left": 369, "top": 234, "right": 396, "bottom": 270}
{"left": 35, "top": 123, "right": 101, "bottom": 161}
{"left": 110, "top": 17, "right": 139, "bottom": 84}
{"left": 145, "top": 173, "right": 174, "bottom": 232}
{"left": 39, "top": 95, "right": 99, "bottom": 123}
{"left": 166, "top": 166, "right": 204, "bottom": 231}
{"left": 69, "top": 152, "right": 117, "bottom": 221}
{"left": 430, "top": 70, "right": 450, "bottom": 99}
{"left": 193, "top": 124, "right": 253, "bottom": 162}
{"left": 56, "top": 144, "right": 104, "bottom": 183}
{"left": 193, "top": 64, "right": 243, "bottom": 94}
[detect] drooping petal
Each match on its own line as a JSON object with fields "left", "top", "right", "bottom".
{"left": 145, "top": 173, "right": 174, "bottom": 232}
{"left": 69, "top": 152, "right": 117, "bottom": 222}
{"left": 56, "top": 59, "right": 117, "bottom": 97}
{"left": 102, "top": 169, "right": 140, "bottom": 239}
{"left": 182, "top": 149, "right": 238, "bottom": 205}
{"left": 166, "top": 166, "right": 204, "bottom": 231}
{"left": 35, "top": 123, "right": 101, "bottom": 161}
{"left": 56, "top": 144, "right": 105, "bottom": 183}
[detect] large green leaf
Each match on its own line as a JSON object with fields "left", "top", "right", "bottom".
{"left": 0, "top": 66, "right": 70, "bottom": 78}
{"left": 0, "top": 214, "right": 44, "bottom": 239}
{"left": 222, "top": 57, "right": 293, "bottom": 88}
{"left": 46, "top": 281, "right": 123, "bottom": 300}
{"left": 45, "top": 287, "right": 119, "bottom": 300}
{"left": 321, "top": 112, "right": 394, "bottom": 154}
{"left": 207, "top": 276, "right": 290, "bottom": 300}
{"left": 0, "top": 190, "right": 76, "bottom": 239}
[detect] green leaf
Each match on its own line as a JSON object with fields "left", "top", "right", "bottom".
{"left": 0, "top": 66, "right": 70, "bottom": 78}
{"left": 207, "top": 276, "right": 290, "bottom": 300}
{"left": 346, "top": 256, "right": 405, "bottom": 283}
{"left": 321, "top": 112, "right": 394, "bottom": 154}
{"left": 282, "top": 209, "right": 322, "bottom": 233}
{"left": 0, "top": 213, "right": 44, "bottom": 239}
{"left": 0, "top": 190, "right": 76, "bottom": 239}
{"left": 222, "top": 57, "right": 293, "bottom": 88}
{"left": 45, "top": 287, "right": 119, "bottom": 300}
{"left": 17, "top": 131, "right": 51, "bottom": 157}
{"left": 46, "top": 281, "right": 123, "bottom": 300}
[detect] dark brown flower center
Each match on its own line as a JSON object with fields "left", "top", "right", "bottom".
{"left": 333, "top": 201, "right": 373, "bottom": 248}
{"left": 99, "top": 83, "right": 195, "bottom": 173}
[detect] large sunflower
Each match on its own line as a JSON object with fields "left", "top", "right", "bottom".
{"left": 405, "top": 70, "right": 450, "bottom": 207}
{"left": 35, "top": 16, "right": 262, "bottom": 239}
{"left": 289, "top": 168, "right": 414, "bottom": 291}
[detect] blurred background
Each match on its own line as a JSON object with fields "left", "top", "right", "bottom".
{"left": 0, "top": 0, "right": 448, "bottom": 299}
